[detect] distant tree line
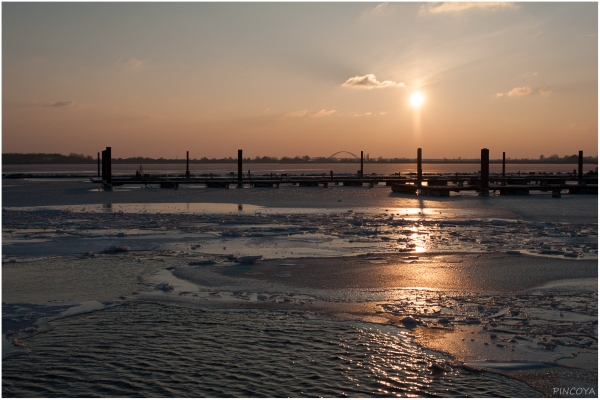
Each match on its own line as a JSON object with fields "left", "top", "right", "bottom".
{"left": 2, "top": 153, "right": 95, "bottom": 164}
{"left": 2, "top": 152, "right": 598, "bottom": 165}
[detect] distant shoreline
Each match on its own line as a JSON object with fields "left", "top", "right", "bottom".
{"left": 3, "top": 154, "right": 598, "bottom": 166}
{"left": 2, "top": 153, "right": 598, "bottom": 166}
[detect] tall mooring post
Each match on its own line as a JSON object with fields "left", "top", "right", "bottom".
{"left": 101, "top": 150, "right": 106, "bottom": 181}
{"left": 237, "top": 149, "right": 243, "bottom": 188}
{"left": 186, "top": 151, "right": 190, "bottom": 179}
{"left": 501, "top": 151, "right": 506, "bottom": 186}
{"left": 360, "top": 151, "right": 364, "bottom": 178}
{"left": 97, "top": 152, "right": 100, "bottom": 177}
{"left": 101, "top": 147, "right": 112, "bottom": 191}
{"left": 578, "top": 150, "right": 583, "bottom": 184}
{"left": 479, "top": 148, "right": 489, "bottom": 196}
{"left": 106, "top": 147, "right": 112, "bottom": 185}
{"left": 417, "top": 148, "right": 422, "bottom": 187}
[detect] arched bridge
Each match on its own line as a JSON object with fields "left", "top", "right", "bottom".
{"left": 328, "top": 151, "right": 360, "bottom": 159}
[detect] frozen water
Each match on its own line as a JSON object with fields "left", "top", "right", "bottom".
{"left": 2, "top": 178, "right": 597, "bottom": 396}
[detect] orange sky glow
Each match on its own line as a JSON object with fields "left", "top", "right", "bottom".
{"left": 2, "top": 2, "right": 597, "bottom": 159}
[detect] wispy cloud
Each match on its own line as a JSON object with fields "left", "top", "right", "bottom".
{"left": 426, "top": 2, "right": 519, "bottom": 14}
{"left": 372, "top": 2, "right": 389, "bottom": 12}
{"left": 311, "top": 109, "right": 336, "bottom": 118}
{"left": 342, "top": 74, "right": 404, "bottom": 89}
{"left": 116, "top": 57, "right": 144, "bottom": 69}
{"left": 4, "top": 99, "right": 76, "bottom": 108}
{"left": 46, "top": 100, "right": 75, "bottom": 107}
{"left": 361, "top": 2, "right": 390, "bottom": 18}
{"left": 279, "top": 110, "right": 307, "bottom": 120}
{"left": 497, "top": 86, "right": 532, "bottom": 97}
{"left": 497, "top": 86, "right": 553, "bottom": 98}
{"left": 349, "top": 111, "right": 387, "bottom": 117}
{"left": 507, "top": 86, "right": 532, "bottom": 96}
{"left": 568, "top": 122, "right": 588, "bottom": 131}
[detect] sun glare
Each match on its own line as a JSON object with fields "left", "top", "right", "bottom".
{"left": 410, "top": 92, "right": 424, "bottom": 107}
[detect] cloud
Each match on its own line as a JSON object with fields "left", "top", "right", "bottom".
{"left": 280, "top": 110, "right": 307, "bottom": 120}
{"left": 497, "top": 86, "right": 553, "bottom": 98}
{"left": 372, "top": 2, "right": 389, "bottom": 12}
{"left": 116, "top": 57, "right": 144, "bottom": 69}
{"left": 3, "top": 99, "right": 76, "bottom": 108}
{"left": 342, "top": 74, "right": 404, "bottom": 89}
{"left": 46, "top": 100, "right": 75, "bottom": 107}
{"left": 350, "top": 111, "right": 378, "bottom": 117}
{"left": 311, "top": 109, "right": 336, "bottom": 118}
{"left": 568, "top": 122, "right": 588, "bottom": 131}
{"left": 361, "top": 2, "right": 390, "bottom": 18}
{"left": 506, "top": 86, "right": 532, "bottom": 96}
{"left": 426, "top": 2, "right": 519, "bottom": 14}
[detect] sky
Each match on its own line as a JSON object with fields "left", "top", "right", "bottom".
{"left": 2, "top": 2, "right": 598, "bottom": 159}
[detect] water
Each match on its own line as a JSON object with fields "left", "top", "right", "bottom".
{"left": 2, "top": 179, "right": 596, "bottom": 396}
{"left": 3, "top": 202, "right": 597, "bottom": 261}
{"left": 2, "top": 303, "right": 541, "bottom": 397}
{"left": 3, "top": 162, "right": 597, "bottom": 175}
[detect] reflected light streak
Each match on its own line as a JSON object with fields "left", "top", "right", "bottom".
{"left": 386, "top": 208, "right": 433, "bottom": 217}
{"left": 413, "top": 108, "right": 421, "bottom": 137}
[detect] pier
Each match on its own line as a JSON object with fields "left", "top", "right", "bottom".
{"left": 390, "top": 148, "right": 597, "bottom": 196}
{"left": 94, "top": 147, "right": 597, "bottom": 196}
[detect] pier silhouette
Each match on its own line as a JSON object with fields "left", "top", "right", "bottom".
{"left": 96, "top": 146, "right": 598, "bottom": 196}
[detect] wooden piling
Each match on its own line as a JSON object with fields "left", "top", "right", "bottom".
{"left": 360, "top": 151, "right": 364, "bottom": 178}
{"left": 578, "top": 150, "right": 583, "bottom": 183}
{"left": 97, "top": 152, "right": 100, "bottom": 177}
{"left": 502, "top": 152, "right": 506, "bottom": 177}
{"left": 101, "top": 150, "right": 106, "bottom": 181}
{"left": 417, "top": 148, "right": 422, "bottom": 186}
{"left": 237, "top": 149, "right": 243, "bottom": 187}
{"left": 330, "top": 170, "right": 333, "bottom": 181}
{"left": 106, "top": 147, "right": 112, "bottom": 185}
{"left": 100, "top": 147, "right": 112, "bottom": 190}
{"left": 479, "top": 148, "right": 489, "bottom": 196}
{"left": 186, "top": 151, "right": 190, "bottom": 179}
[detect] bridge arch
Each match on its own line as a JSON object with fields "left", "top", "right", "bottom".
{"left": 328, "top": 151, "right": 360, "bottom": 159}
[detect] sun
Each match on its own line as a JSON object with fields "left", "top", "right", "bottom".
{"left": 410, "top": 92, "right": 425, "bottom": 107}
